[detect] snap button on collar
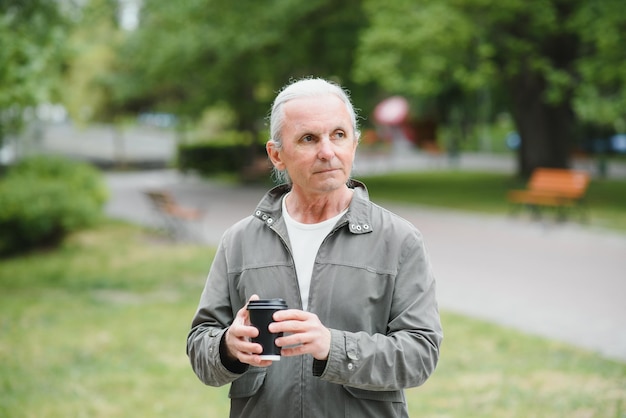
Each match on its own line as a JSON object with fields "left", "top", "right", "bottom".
{"left": 350, "top": 222, "right": 370, "bottom": 233}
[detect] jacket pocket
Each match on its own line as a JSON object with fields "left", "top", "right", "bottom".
{"left": 343, "top": 386, "right": 406, "bottom": 418}
{"left": 228, "top": 368, "right": 267, "bottom": 399}
{"left": 343, "top": 386, "right": 404, "bottom": 402}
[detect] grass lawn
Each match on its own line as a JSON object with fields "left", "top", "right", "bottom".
{"left": 1, "top": 222, "right": 624, "bottom": 417}
{"left": 357, "top": 171, "right": 626, "bottom": 232}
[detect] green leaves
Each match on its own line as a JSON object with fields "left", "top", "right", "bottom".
{"left": 355, "top": 0, "right": 626, "bottom": 130}
{"left": 0, "top": 1, "right": 70, "bottom": 137}
{"left": 0, "top": 157, "right": 109, "bottom": 256}
{"left": 356, "top": 0, "right": 504, "bottom": 100}
{"left": 571, "top": 0, "right": 626, "bottom": 128}
{"left": 115, "top": 0, "right": 367, "bottom": 131}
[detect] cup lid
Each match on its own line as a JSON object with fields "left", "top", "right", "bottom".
{"left": 247, "top": 298, "right": 288, "bottom": 309}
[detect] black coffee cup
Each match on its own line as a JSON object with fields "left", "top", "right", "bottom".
{"left": 247, "top": 298, "right": 288, "bottom": 360}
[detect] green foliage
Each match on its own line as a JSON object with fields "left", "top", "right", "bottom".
{"left": 0, "top": 156, "right": 109, "bottom": 256}
{"left": 61, "top": 0, "right": 124, "bottom": 124}
{"left": 355, "top": 1, "right": 487, "bottom": 98}
{"left": 571, "top": 0, "right": 626, "bottom": 130}
{"left": 356, "top": 0, "right": 626, "bottom": 123}
{"left": 114, "top": 0, "right": 371, "bottom": 133}
{"left": 0, "top": 0, "right": 71, "bottom": 142}
{"left": 354, "top": 0, "right": 626, "bottom": 174}
{"left": 177, "top": 133, "right": 266, "bottom": 176}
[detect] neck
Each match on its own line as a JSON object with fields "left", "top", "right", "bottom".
{"left": 285, "top": 187, "right": 353, "bottom": 224}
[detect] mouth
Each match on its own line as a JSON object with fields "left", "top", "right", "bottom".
{"left": 314, "top": 168, "right": 339, "bottom": 175}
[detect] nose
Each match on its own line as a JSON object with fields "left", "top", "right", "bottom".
{"left": 317, "top": 136, "right": 334, "bottom": 161}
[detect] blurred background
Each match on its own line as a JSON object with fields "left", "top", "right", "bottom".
{"left": 2, "top": 0, "right": 626, "bottom": 174}
{"left": 1, "top": 0, "right": 625, "bottom": 417}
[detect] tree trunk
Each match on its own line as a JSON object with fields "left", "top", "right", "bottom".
{"left": 504, "top": 1, "right": 579, "bottom": 179}
{"left": 508, "top": 68, "right": 574, "bottom": 178}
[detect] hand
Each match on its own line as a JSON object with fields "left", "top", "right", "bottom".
{"left": 270, "top": 309, "right": 331, "bottom": 361}
{"left": 224, "top": 294, "right": 274, "bottom": 367}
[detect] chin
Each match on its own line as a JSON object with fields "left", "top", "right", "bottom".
{"left": 316, "top": 178, "right": 347, "bottom": 192}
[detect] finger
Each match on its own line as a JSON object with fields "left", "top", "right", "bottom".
{"left": 278, "top": 334, "right": 330, "bottom": 361}
{"left": 231, "top": 324, "right": 260, "bottom": 339}
{"left": 274, "top": 331, "right": 311, "bottom": 348}
{"left": 269, "top": 320, "right": 298, "bottom": 334}
{"left": 224, "top": 324, "right": 261, "bottom": 362}
{"left": 280, "top": 345, "right": 309, "bottom": 357}
{"left": 274, "top": 323, "right": 331, "bottom": 360}
{"left": 241, "top": 294, "right": 260, "bottom": 325}
{"left": 272, "top": 309, "right": 309, "bottom": 321}
{"left": 234, "top": 339, "right": 264, "bottom": 356}
{"left": 231, "top": 338, "right": 277, "bottom": 367}
{"left": 269, "top": 310, "right": 319, "bottom": 332}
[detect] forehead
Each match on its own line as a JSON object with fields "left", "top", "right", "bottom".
{"left": 282, "top": 94, "right": 352, "bottom": 133}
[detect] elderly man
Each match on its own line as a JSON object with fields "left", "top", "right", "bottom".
{"left": 187, "top": 78, "right": 443, "bottom": 417}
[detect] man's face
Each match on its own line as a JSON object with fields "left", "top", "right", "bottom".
{"left": 268, "top": 94, "right": 358, "bottom": 195}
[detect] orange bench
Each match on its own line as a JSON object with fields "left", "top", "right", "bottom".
{"left": 507, "top": 168, "right": 590, "bottom": 221}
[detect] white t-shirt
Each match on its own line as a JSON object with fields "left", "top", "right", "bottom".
{"left": 282, "top": 196, "right": 348, "bottom": 311}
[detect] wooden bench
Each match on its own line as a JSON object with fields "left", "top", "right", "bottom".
{"left": 144, "top": 190, "right": 205, "bottom": 240}
{"left": 507, "top": 168, "right": 591, "bottom": 221}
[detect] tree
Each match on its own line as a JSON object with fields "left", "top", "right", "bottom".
{"left": 61, "top": 0, "right": 123, "bottom": 125}
{"left": 113, "top": 0, "right": 371, "bottom": 142}
{"left": 354, "top": 0, "right": 626, "bottom": 176}
{"left": 571, "top": 1, "right": 626, "bottom": 131}
{"left": 0, "top": 0, "right": 70, "bottom": 148}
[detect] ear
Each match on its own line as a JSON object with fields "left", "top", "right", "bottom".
{"left": 266, "top": 141, "right": 286, "bottom": 170}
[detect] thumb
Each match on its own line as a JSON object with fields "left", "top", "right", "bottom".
{"left": 242, "top": 294, "right": 260, "bottom": 326}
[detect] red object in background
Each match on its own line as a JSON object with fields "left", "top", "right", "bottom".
{"left": 373, "top": 96, "right": 409, "bottom": 126}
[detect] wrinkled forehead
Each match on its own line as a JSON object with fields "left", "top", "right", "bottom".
{"left": 282, "top": 94, "right": 350, "bottom": 120}
{"left": 282, "top": 94, "right": 353, "bottom": 132}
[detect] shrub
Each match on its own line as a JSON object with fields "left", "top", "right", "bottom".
{"left": 178, "top": 143, "right": 254, "bottom": 175}
{"left": 177, "top": 131, "right": 267, "bottom": 176}
{"left": 0, "top": 156, "right": 109, "bottom": 257}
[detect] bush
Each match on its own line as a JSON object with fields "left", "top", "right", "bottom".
{"left": 177, "top": 131, "right": 267, "bottom": 176}
{"left": 178, "top": 143, "right": 255, "bottom": 175}
{"left": 0, "top": 156, "right": 109, "bottom": 257}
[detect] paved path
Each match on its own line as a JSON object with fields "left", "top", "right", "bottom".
{"left": 105, "top": 168, "right": 626, "bottom": 363}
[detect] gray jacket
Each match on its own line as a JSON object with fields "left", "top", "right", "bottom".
{"left": 187, "top": 181, "right": 443, "bottom": 417}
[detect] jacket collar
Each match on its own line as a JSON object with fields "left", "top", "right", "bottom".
{"left": 253, "top": 179, "right": 373, "bottom": 235}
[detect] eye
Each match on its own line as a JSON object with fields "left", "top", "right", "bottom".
{"left": 334, "top": 131, "right": 346, "bottom": 139}
{"left": 301, "top": 134, "right": 315, "bottom": 143}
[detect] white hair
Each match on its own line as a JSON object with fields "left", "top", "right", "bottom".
{"left": 268, "top": 78, "right": 361, "bottom": 184}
